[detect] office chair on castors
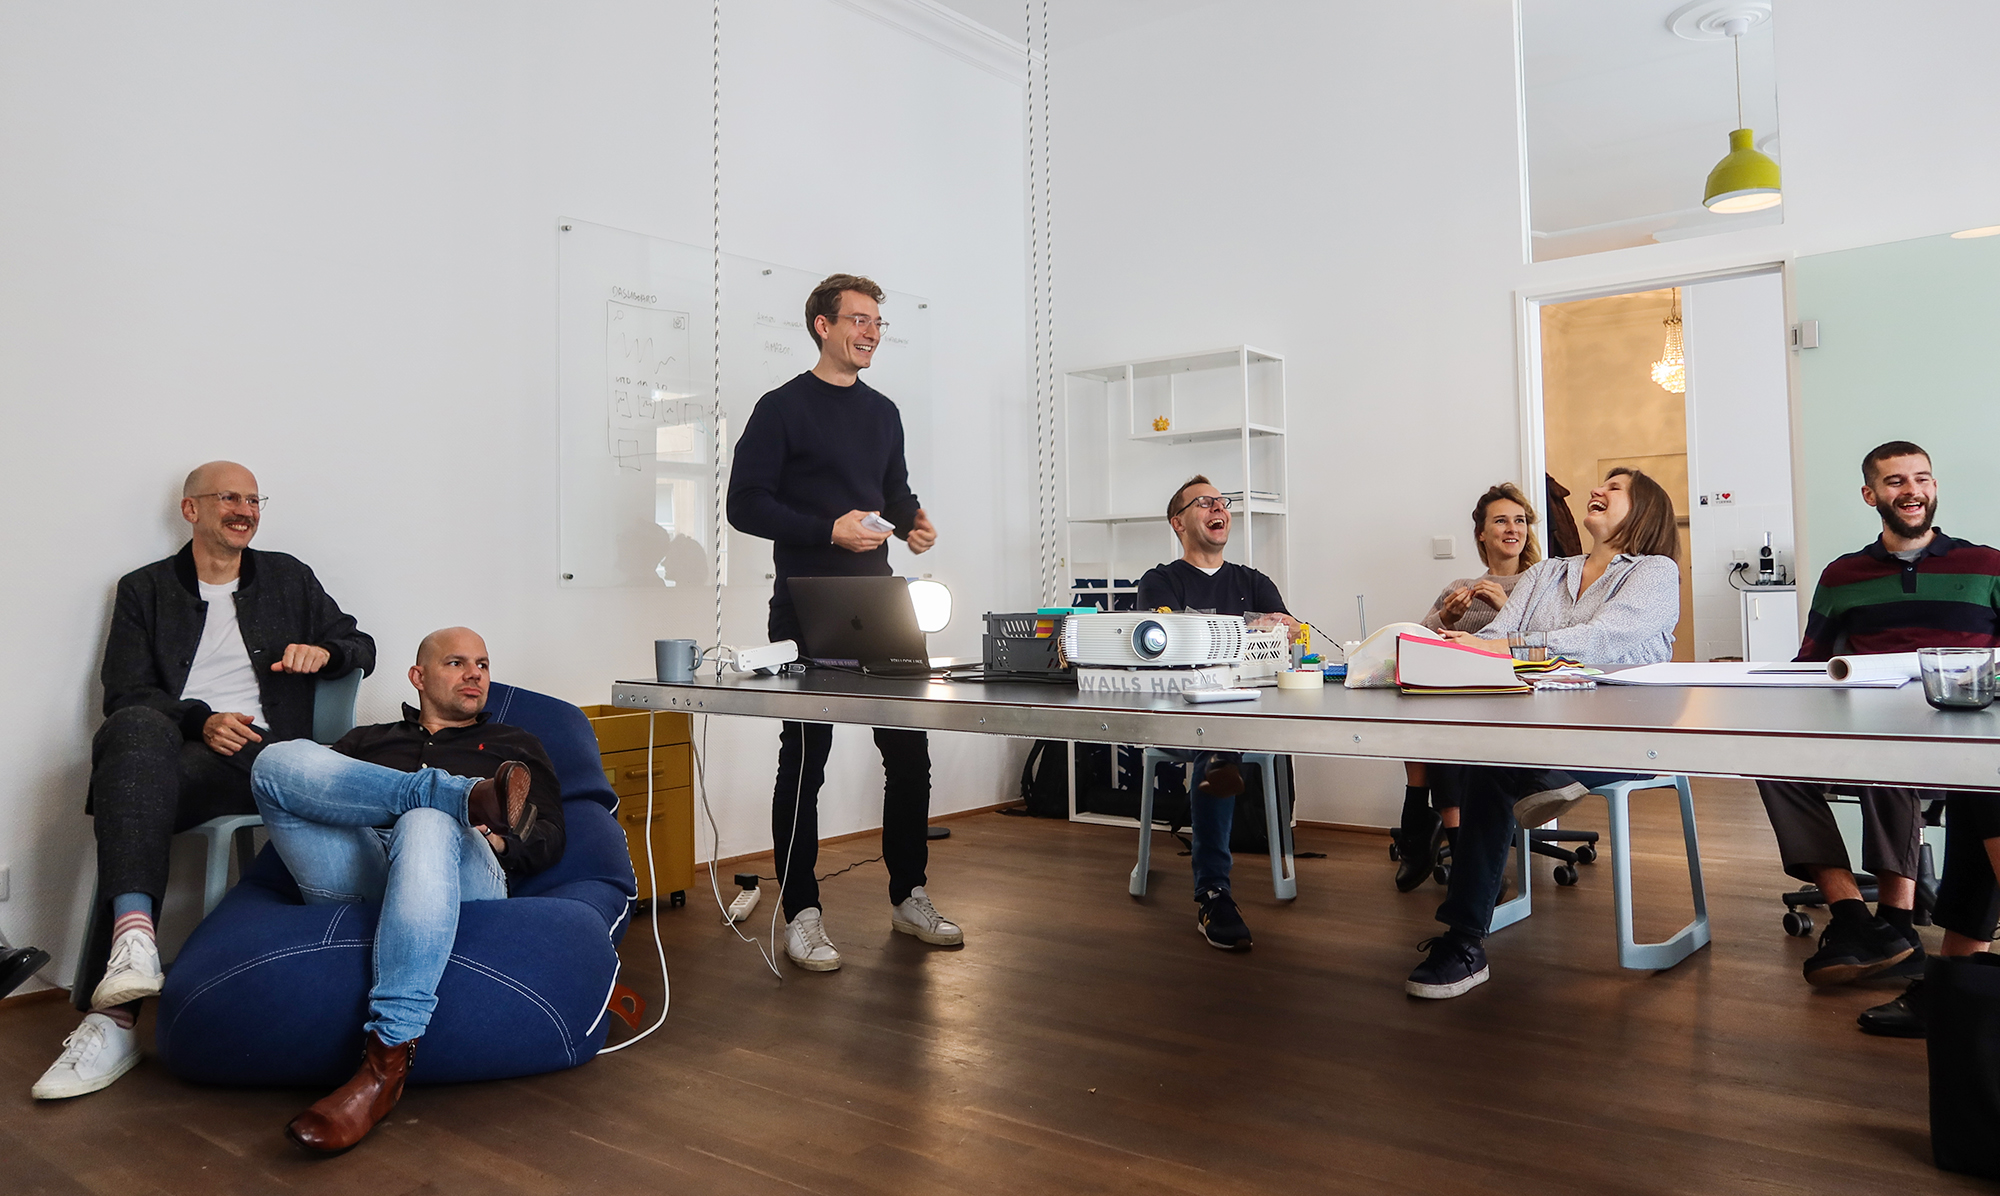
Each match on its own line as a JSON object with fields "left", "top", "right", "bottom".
{"left": 1419, "top": 825, "right": 1600, "bottom": 887}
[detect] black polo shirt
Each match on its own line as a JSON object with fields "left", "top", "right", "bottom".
{"left": 332, "top": 704, "right": 565, "bottom": 881}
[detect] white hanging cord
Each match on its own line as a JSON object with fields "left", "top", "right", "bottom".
{"left": 1732, "top": 29, "right": 1744, "bottom": 129}
{"left": 1027, "top": 1, "right": 1047, "bottom": 606}
{"left": 1040, "top": 0, "right": 1055, "bottom": 608}
{"left": 710, "top": 0, "right": 726, "bottom": 671}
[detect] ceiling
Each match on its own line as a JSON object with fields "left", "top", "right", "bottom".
{"left": 929, "top": 0, "right": 1214, "bottom": 50}
{"left": 931, "top": 0, "right": 1785, "bottom": 260}
{"left": 1524, "top": 0, "right": 1783, "bottom": 256}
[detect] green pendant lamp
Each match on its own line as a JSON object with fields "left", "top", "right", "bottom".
{"left": 1702, "top": 15, "right": 1781, "bottom": 213}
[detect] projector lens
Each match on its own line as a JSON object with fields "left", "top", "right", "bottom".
{"left": 1133, "top": 620, "right": 1168, "bottom": 660}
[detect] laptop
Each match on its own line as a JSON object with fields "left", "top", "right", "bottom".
{"left": 788, "top": 576, "right": 970, "bottom": 677}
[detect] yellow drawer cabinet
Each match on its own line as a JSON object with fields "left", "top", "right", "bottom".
{"left": 579, "top": 705, "right": 694, "bottom": 906}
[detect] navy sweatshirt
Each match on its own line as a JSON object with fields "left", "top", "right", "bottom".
{"left": 1136, "top": 559, "right": 1289, "bottom": 619}
{"left": 727, "top": 370, "right": 919, "bottom": 639}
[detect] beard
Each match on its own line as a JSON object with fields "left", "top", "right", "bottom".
{"left": 1877, "top": 493, "right": 1937, "bottom": 539}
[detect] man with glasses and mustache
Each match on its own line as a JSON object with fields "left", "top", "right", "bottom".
{"left": 1756, "top": 441, "right": 2000, "bottom": 1033}
{"left": 34, "top": 461, "right": 374, "bottom": 1100}
{"left": 1136, "top": 475, "right": 1298, "bottom": 951}
{"left": 727, "top": 273, "right": 958, "bottom": 975}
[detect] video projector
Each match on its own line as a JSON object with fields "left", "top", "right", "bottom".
{"left": 1059, "top": 612, "right": 1246, "bottom": 667}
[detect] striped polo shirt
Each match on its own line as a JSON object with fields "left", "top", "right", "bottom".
{"left": 1796, "top": 530, "right": 2000, "bottom": 662}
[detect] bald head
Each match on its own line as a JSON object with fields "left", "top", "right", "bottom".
{"left": 184, "top": 461, "right": 256, "bottom": 500}
{"left": 416, "top": 626, "right": 487, "bottom": 667}
{"left": 409, "top": 627, "right": 492, "bottom": 728}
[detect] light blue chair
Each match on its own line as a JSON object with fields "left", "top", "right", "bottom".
{"left": 1129, "top": 748, "right": 1298, "bottom": 900}
{"left": 69, "top": 671, "right": 363, "bottom": 1010}
{"left": 1488, "top": 774, "right": 1710, "bottom": 971}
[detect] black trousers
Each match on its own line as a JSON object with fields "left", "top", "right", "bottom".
{"left": 89, "top": 705, "right": 264, "bottom": 907}
{"left": 770, "top": 722, "right": 931, "bottom": 920}
{"left": 1756, "top": 780, "right": 1926, "bottom": 885}
{"left": 1937, "top": 794, "right": 2000, "bottom": 942}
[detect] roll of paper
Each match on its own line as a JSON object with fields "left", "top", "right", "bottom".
{"left": 1826, "top": 653, "right": 1924, "bottom": 683}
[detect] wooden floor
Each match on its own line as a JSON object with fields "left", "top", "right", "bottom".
{"left": 1, "top": 778, "right": 1982, "bottom": 1195}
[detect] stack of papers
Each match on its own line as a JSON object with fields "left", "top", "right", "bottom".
{"left": 1396, "top": 635, "right": 1529, "bottom": 695}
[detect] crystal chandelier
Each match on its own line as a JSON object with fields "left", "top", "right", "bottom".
{"left": 1651, "top": 292, "right": 1685, "bottom": 394}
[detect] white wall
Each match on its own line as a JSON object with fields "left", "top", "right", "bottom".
{"left": 1047, "top": 0, "right": 2000, "bottom": 827}
{"left": 0, "top": 0, "right": 1031, "bottom": 991}
{"left": 1683, "top": 271, "right": 1794, "bottom": 662}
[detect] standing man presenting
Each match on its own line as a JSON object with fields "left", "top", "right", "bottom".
{"left": 35, "top": 462, "right": 374, "bottom": 1099}
{"left": 727, "top": 273, "right": 960, "bottom": 972}
{"left": 1136, "top": 475, "right": 1297, "bottom": 951}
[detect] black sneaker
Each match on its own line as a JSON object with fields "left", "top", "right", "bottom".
{"left": 1803, "top": 916, "right": 1915, "bottom": 986}
{"left": 1406, "top": 931, "right": 1489, "bottom": 999}
{"left": 1196, "top": 888, "right": 1253, "bottom": 950}
{"left": 1858, "top": 979, "right": 1927, "bottom": 1038}
{"left": 1882, "top": 940, "right": 1928, "bottom": 980}
{"left": 1393, "top": 813, "right": 1443, "bottom": 894}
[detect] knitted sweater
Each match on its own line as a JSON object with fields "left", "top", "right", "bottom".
{"left": 1795, "top": 530, "right": 2000, "bottom": 662}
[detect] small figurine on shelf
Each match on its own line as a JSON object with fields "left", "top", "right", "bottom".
{"left": 1151, "top": 415, "right": 1170, "bottom": 432}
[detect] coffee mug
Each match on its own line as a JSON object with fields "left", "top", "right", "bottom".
{"left": 655, "top": 638, "right": 700, "bottom": 683}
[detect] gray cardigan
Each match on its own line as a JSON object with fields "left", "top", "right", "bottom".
{"left": 1474, "top": 554, "right": 1678, "bottom": 665}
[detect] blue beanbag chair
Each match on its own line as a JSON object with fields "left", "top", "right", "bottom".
{"left": 156, "top": 683, "right": 638, "bottom": 1086}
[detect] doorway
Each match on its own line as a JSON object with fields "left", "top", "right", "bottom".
{"left": 1526, "top": 268, "right": 1795, "bottom": 662}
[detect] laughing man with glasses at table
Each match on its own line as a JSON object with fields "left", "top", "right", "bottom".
{"left": 34, "top": 461, "right": 375, "bottom": 1101}
{"left": 1135, "top": 474, "right": 1298, "bottom": 951}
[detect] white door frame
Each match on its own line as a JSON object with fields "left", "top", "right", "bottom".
{"left": 1513, "top": 260, "right": 1806, "bottom": 630}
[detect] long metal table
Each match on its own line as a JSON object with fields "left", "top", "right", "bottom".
{"left": 609, "top": 671, "right": 2000, "bottom": 791}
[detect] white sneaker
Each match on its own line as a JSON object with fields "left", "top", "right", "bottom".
{"left": 891, "top": 887, "right": 964, "bottom": 946}
{"left": 784, "top": 908, "right": 842, "bottom": 971}
{"left": 90, "top": 928, "right": 163, "bottom": 1010}
{"left": 32, "top": 1013, "right": 140, "bottom": 1099}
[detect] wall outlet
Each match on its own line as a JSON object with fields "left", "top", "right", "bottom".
{"left": 1731, "top": 549, "right": 1751, "bottom": 563}
{"left": 1431, "top": 535, "right": 1456, "bottom": 559}
{"left": 0, "top": 865, "right": 9, "bottom": 901}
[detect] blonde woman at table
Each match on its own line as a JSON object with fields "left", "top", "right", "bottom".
{"left": 1393, "top": 483, "right": 1543, "bottom": 892}
{"left": 1406, "top": 467, "right": 1681, "bottom": 1000}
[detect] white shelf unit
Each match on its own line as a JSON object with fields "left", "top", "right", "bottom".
{"left": 1062, "top": 346, "right": 1289, "bottom": 611}
{"left": 1059, "top": 346, "right": 1290, "bottom": 826}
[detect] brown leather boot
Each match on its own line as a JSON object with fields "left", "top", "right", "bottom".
{"left": 465, "top": 759, "right": 530, "bottom": 837}
{"left": 286, "top": 1031, "right": 416, "bottom": 1155}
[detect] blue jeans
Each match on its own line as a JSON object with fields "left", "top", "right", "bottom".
{"left": 1160, "top": 750, "right": 1241, "bottom": 896}
{"left": 250, "top": 740, "right": 508, "bottom": 1045}
{"left": 1431, "top": 765, "right": 1642, "bottom": 940}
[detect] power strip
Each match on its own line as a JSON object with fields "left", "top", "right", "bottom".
{"left": 724, "top": 875, "right": 761, "bottom": 924}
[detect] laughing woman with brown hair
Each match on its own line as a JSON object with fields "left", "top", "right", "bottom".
{"left": 1406, "top": 467, "right": 1682, "bottom": 1000}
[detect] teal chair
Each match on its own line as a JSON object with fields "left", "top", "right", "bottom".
{"left": 1488, "top": 774, "right": 1710, "bottom": 971}
{"left": 1129, "top": 748, "right": 1298, "bottom": 901}
{"left": 69, "top": 671, "right": 363, "bottom": 1011}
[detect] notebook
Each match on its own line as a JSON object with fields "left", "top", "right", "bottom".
{"left": 1395, "top": 634, "right": 1530, "bottom": 695}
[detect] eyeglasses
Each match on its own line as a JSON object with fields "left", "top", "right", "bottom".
{"left": 190, "top": 492, "right": 269, "bottom": 510}
{"left": 1171, "top": 494, "right": 1233, "bottom": 517}
{"left": 833, "top": 313, "right": 890, "bottom": 332}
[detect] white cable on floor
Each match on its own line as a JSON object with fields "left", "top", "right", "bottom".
{"left": 599, "top": 712, "right": 671, "bottom": 1053}
{"left": 694, "top": 713, "right": 784, "bottom": 978}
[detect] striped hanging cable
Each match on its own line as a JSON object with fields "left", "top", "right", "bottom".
{"left": 1039, "top": 0, "right": 1055, "bottom": 608}
{"left": 1026, "top": 1, "right": 1044, "bottom": 606}
{"left": 710, "top": 0, "right": 725, "bottom": 672}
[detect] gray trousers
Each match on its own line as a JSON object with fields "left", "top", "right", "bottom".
{"left": 89, "top": 705, "right": 263, "bottom": 906}
{"left": 1756, "top": 780, "right": 1926, "bottom": 886}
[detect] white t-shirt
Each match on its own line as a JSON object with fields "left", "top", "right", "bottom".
{"left": 181, "top": 578, "right": 266, "bottom": 727}
{"left": 1193, "top": 563, "right": 1222, "bottom": 576}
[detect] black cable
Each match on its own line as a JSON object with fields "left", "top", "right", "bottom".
{"left": 744, "top": 853, "right": 886, "bottom": 885}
